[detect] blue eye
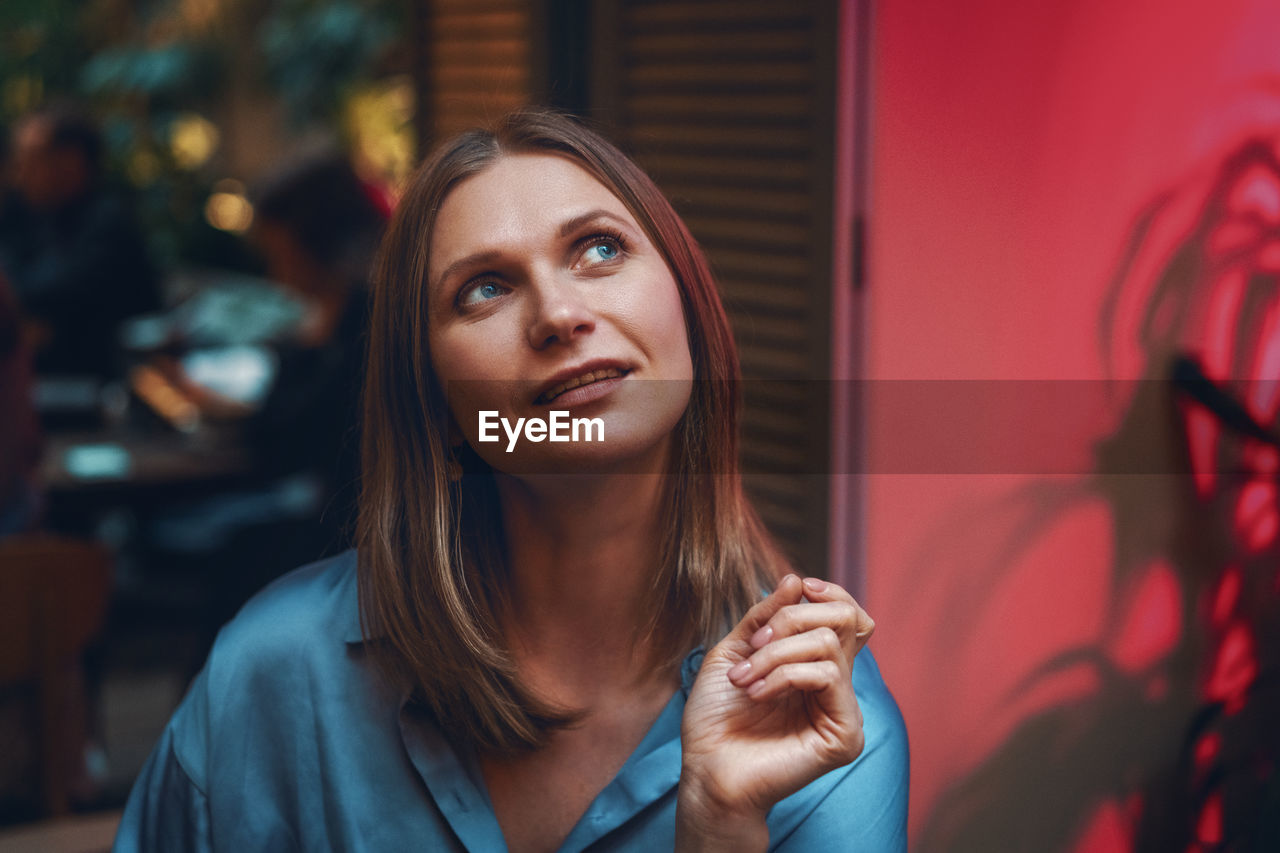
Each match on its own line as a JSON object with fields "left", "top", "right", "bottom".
{"left": 588, "top": 241, "right": 617, "bottom": 261}
{"left": 460, "top": 279, "right": 506, "bottom": 306}
{"left": 581, "top": 237, "right": 622, "bottom": 266}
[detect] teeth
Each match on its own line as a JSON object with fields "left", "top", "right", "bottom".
{"left": 543, "top": 368, "right": 623, "bottom": 402}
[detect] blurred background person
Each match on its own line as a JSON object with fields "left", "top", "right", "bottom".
{"left": 144, "top": 152, "right": 383, "bottom": 639}
{"left": 0, "top": 270, "right": 41, "bottom": 537}
{"left": 241, "top": 150, "right": 383, "bottom": 530}
{"left": 0, "top": 1, "right": 404, "bottom": 836}
{"left": 0, "top": 105, "right": 161, "bottom": 379}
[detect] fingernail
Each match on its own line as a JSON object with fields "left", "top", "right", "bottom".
{"left": 728, "top": 660, "right": 751, "bottom": 682}
{"left": 750, "top": 624, "right": 773, "bottom": 649}
{"left": 778, "top": 573, "right": 797, "bottom": 589}
{"left": 803, "top": 577, "right": 827, "bottom": 593}
{"left": 747, "top": 679, "right": 767, "bottom": 697}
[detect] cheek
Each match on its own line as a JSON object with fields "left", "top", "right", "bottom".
{"left": 637, "top": 273, "right": 694, "bottom": 378}
{"left": 640, "top": 284, "right": 695, "bottom": 438}
{"left": 431, "top": 337, "right": 530, "bottom": 448}
{"left": 443, "top": 387, "right": 482, "bottom": 447}
{"left": 429, "top": 334, "right": 483, "bottom": 441}
{"left": 661, "top": 299, "right": 694, "bottom": 379}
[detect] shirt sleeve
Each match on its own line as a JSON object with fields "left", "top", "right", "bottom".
{"left": 768, "top": 648, "right": 911, "bottom": 852}
{"left": 112, "top": 671, "right": 214, "bottom": 853}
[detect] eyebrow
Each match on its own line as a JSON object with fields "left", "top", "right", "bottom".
{"left": 557, "top": 208, "right": 630, "bottom": 238}
{"left": 434, "top": 250, "right": 502, "bottom": 295}
{"left": 432, "top": 209, "right": 634, "bottom": 293}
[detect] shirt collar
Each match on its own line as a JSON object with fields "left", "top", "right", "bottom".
{"left": 395, "top": 651, "right": 702, "bottom": 853}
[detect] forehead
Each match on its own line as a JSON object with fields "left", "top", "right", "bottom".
{"left": 429, "top": 154, "right": 633, "bottom": 267}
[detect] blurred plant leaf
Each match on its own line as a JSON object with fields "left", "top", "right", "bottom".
{"left": 0, "top": 0, "right": 91, "bottom": 105}
{"left": 81, "top": 43, "right": 223, "bottom": 104}
{"left": 259, "top": 0, "right": 396, "bottom": 125}
{"left": 2, "top": 0, "right": 405, "bottom": 270}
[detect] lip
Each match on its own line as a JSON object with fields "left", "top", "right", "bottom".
{"left": 533, "top": 359, "right": 633, "bottom": 406}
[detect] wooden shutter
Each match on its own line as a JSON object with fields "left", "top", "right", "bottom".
{"left": 422, "top": 0, "right": 533, "bottom": 143}
{"left": 591, "top": 0, "right": 839, "bottom": 575}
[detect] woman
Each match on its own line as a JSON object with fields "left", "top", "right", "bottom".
{"left": 115, "top": 110, "right": 908, "bottom": 852}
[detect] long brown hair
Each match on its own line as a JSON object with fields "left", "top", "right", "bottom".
{"left": 358, "top": 108, "right": 788, "bottom": 752}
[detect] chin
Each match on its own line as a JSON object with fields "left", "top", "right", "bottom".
{"left": 478, "top": 419, "right": 681, "bottom": 478}
{"left": 470, "top": 383, "right": 691, "bottom": 478}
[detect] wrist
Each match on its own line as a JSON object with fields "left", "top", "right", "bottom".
{"left": 675, "top": 767, "right": 769, "bottom": 852}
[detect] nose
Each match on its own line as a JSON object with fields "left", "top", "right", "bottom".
{"left": 525, "top": 272, "right": 595, "bottom": 350}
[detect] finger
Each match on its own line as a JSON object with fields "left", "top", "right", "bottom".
{"left": 746, "top": 659, "right": 844, "bottom": 699}
{"left": 727, "top": 627, "right": 848, "bottom": 688}
{"left": 751, "top": 600, "right": 875, "bottom": 660}
{"left": 744, "top": 659, "right": 862, "bottom": 722}
{"left": 725, "top": 573, "right": 806, "bottom": 648}
{"left": 746, "top": 661, "right": 866, "bottom": 756}
{"left": 800, "top": 579, "right": 875, "bottom": 642}
{"left": 800, "top": 577, "right": 856, "bottom": 604}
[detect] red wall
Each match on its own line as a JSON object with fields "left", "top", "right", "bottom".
{"left": 868, "top": 0, "right": 1280, "bottom": 848}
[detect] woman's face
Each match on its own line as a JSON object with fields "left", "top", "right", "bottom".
{"left": 426, "top": 153, "right": 694, "bottom": 474}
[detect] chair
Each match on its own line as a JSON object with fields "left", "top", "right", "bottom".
{"left": 0, "top": 809, "right": 121, "bottom": 853}
{"left": 0, "top": 535, "right": 111, "bottom": 817}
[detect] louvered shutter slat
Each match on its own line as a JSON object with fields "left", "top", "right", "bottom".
{"left": 597, "top": 0, "right": 838, "bottom": 572}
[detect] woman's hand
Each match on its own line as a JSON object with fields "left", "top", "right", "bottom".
{"left": 676, "top": 574, "right": 875, "bottom": 851}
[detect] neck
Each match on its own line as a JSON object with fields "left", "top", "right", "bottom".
{"left": 495, "top": 470, "right": 672, "bottom": 697}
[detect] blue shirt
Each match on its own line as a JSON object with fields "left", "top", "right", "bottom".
{"left": 113, "top": 551, "right": 909, "bottom": 851}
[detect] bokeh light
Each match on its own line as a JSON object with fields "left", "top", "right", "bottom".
{"left": 204, "top": 178, "right": 253, "bottom": 233}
